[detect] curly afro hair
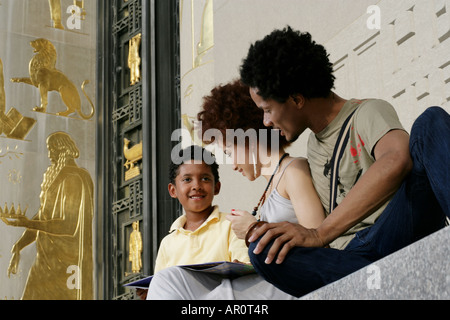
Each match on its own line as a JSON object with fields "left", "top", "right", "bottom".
{"left": 240, "top": 26, "right": 335, "bottom": 103}
{"left": 197, "top": 79, "right": 289, "bottom": 149}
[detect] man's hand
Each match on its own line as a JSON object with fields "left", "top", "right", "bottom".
{"left": 248, "top": 221, "right": 325, "bottom": 264}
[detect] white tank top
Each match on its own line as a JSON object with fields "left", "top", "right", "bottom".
{"left": 259, "top": 159, "right": 298, "bottom": 224}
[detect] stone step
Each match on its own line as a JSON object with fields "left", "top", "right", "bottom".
{"left": 301, "top": 226, "right": 450, "bottom": 299}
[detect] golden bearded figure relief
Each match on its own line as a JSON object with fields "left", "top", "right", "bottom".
{"left": 0, "top": 132, "right": 94, "bottom": 300}
{"left": 11, "top": 38, "right": 95, "bottom": 120}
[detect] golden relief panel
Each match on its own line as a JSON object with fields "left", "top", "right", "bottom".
{"left": 0, "top": 146, "right": 23, "bottom": 164}
{"left": 123, "top": 137, "right": 142, "bottom": 181}
{"left": 0, "top": 132, "right": 94, "bottom": 300}
{"left": 128, "top": 221, "right": 142, "bottom": 274}
{"left": 0, "top": 0, "right": 96, "bottom": 300}
{"left": 180, "top": 0, "right": 214, "bottom": 82}
{"left": 128, "top": 33, "right": 142, "bottom": 86}
{"left": 0, "top": 58, "right": 36, "bottom": 140}
{"left": 1, "top": 56, "right": 31, "bottom": 213}
{"left": 11, "top": 38, "right": 95, "bottom": 120}
{"left": 193, "top": 0, "right": 213, "bottom": 69}
{"left": 48, "top": 0, "right": 65, "bottom": 29}
{"left": 180, "top": 0, "right": 215, "bottom": 148}
{"left": 48, "top": 0, "right": 87, "bottom": 31}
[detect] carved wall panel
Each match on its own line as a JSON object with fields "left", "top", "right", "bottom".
{"left": 97, "top": 0, "right": 180, "bottom": 300}
{"left": 328, "top": 0, "right": 450, "bottom": 133}
{"left": 180, "top": 0, "right": 215, "bottom": 149}
{"left": 108, "top": 0, "right": 145, "bottom": 300}
{"left": 0, "top": 0, "right": 96, "bottom": 300}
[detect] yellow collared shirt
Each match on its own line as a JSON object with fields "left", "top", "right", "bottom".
{"left": 154, "top": 206, "right": 250, "bottom": 273}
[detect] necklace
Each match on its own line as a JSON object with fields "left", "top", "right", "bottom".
{"left": 252, "top": 153, "right": 289, "bottom": 216}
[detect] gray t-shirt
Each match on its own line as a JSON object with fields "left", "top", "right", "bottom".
{"left": 307, "top": 99, "right": 405, "bottom": 249}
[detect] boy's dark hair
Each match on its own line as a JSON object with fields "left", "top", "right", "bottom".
{"left": 169, "top": 145, "right": 220, "bottom": 184}
{"left": 240, "top": 26, "right": 335, "bottom": 103}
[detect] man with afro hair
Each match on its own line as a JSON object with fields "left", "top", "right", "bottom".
{"left": 240, "top": 26, "right": 450, "bottom": 297}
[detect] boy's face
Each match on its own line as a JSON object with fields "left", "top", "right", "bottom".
{"left": 168, "top": 160, "right": 220, "bottom": 215}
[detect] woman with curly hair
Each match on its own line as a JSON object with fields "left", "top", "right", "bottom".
{"left": 197, "top": 79, "right": 324, "bottom": 237}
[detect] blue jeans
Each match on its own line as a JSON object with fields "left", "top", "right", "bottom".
{"left": 249, "top": 107, "right": 450, "bottom": 298}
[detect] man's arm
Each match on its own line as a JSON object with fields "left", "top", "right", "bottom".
{"left": 316, "top": 129, "right": 412, "bottom": 244}
{"left": 249, "top": 129, "right": 412, "bottom": 264}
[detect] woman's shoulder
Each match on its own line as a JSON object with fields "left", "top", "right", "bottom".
{"left": 282, "top": 157, "right": 313, "bottom": 188}
{"left": 277, "top": 157, "right": 312, "bottom": 195}
{"left": 284, "top": 157, "right": 310, "bottom": 173}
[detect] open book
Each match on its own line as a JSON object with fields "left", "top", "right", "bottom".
{"left": 124, "top": 261, "right": 256, "bottom": 289}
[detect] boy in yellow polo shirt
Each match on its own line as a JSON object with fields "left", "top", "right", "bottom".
{"left": 153, "top": 145, "right": 249, "bottom": 272}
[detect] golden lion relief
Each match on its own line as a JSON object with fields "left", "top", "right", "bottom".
{"left": 11, "top": 38, "right": 95, "bottom": 120}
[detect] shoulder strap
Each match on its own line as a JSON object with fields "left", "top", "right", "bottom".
{"left": 274, "top": 158, "right": 296, "bottom": 189}
{"left": 329, "top": 108, "right": 358, "bottom": 213}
